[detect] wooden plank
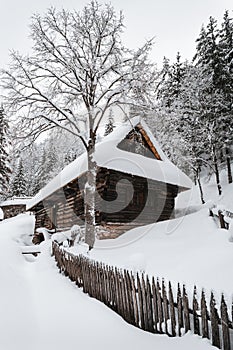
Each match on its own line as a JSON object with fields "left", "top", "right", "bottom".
{"left": 146, "top": 276, "right": 154, "bottom": 333}
{"left": 168, "top": 281, "right": 176, "bottom": 337}
{"left": 156, "top": 279, "right": 164, "bottom": 333}
{"left": 221, "top": 294, "right": 231, "bottom": 350}
{"left": 193, "top": 286, "right": 200, "bottom": 335}
{"left": 162, "top": 279, "right": 169, "bottom": 335}
{"left": 210, "top": 292, "right": 221, "bottom": 349}
{"left": 183, "top": 285, "right": 191, "bottom": 333}
{"left": 137, "top": 274, "right": 145, "bottom": 330}
{"left": 201, "top": 290, "right": 209, "bottom": 339}
{"left": 177, "top": 283, "right": 184, "bottom": 336}
{"left": 131, "top": 273, "right": 139, "bottom": 327}
{"left": 141, "top": 274, "right": 149, "bottom": 331}
{"left": 152, "top": 277, "right": 159, "bottom": 333}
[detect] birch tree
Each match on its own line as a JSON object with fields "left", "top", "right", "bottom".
{"left": 1, "top": 1, "right": 157, "bottom": 249}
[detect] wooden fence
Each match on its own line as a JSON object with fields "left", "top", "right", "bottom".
{"left": 209, "top": 207, "right": 233, "bottom": 230}
{"left": 52, "top": 241, "right": 232, "bottom": 349}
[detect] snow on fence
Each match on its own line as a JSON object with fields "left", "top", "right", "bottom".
{"left": 209, "top": 206, "right": 233, "bottom": 230}
{"left": 52, "top": 241, "right": 232, "bottom": 350}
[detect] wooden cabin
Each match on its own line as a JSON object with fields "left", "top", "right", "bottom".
{"left": 0, "top": 197, "right": 30, "bottom": 219}
{"left": 27, "top": 117, "right": 192, "bottom": 239}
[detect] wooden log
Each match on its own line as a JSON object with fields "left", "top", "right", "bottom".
{"left": 221, "top": 294, "right": 231, "bottom": 350}
{"left": 183, "top": 285, "right": 191, "bottom": 333}
{"left": 168, "top": 281, "right": 176, "bottom": 337}
{"left": 177, "top": 283, "right": 184, "bottom": 336}
{"left": 210, "top": 292, "right": 221, "bottom": 349}
{"left": 162, "top": 279, "right": 169, "bottom": 335}
{"left": 201, "top": 290, "right": 209, "bottom": 339}
{"left": 193, "top": 286, "right": 200, "bottom": 335}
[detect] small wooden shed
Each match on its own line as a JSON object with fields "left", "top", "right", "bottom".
{"left": 27, "top": 117, "right": 192, "bottom": 239}
{"left": 0, "top": 197, "right": 31, "bottom": 219}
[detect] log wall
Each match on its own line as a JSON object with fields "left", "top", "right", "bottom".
{"left": 31, "top": 168, "right": 178, "bottom": 236}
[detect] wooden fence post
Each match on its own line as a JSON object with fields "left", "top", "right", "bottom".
{"left": 125, "top": 271, "right": 135, "bottom": 325}
{"left": 157, "top": 279, "right": 164, "bottom": 333}
{"left": 183, "top": 285, "right": 191, "bottom": 333}
{"left": 221, "top": 294, "right": 231, "bottom": 350}
{"left": 177, "top": 283, "right": 184, "bottom": 336}
{"left": 168, "top": 281, "right": 176, "bottom": 337}
{"left": 137, "top": 273, "right": 145, "bottom": 330}
{"left": 141, "top": 274, "right": 149, "bottom": 331}
{"left": 219, "top": 210, "right": 226, "bottom": 229}
{"left": 146, "top": 276, "right": 155, "bottom": 333}
{"left": 201, "top": 290, "right": 209, "bottom": 339}
{"left": 152, "top": 277, "right": 159, "bottom": 333}
{"left": 130, "top": 273, "right": 139, "bottom": 327}
{"left": 162, "top": 279, "right": 170, "bottom": 335}
{"left": 210, "top": 292, "right": 221, "bottom": 349}
{"left": 193, "top": 286, "right": 200, "bottom": 335}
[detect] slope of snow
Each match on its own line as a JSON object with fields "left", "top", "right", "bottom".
{"left": 0, "top": 214, "right": 213, "bottom": 350}
{"left": 27, "top": 117, "right": 192, "bottom": 210}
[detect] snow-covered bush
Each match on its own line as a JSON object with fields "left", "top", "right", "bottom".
{"left": 52, "top": 232, "right": 68, "bottom": 245}
{"left": 70, "top": 225, "right": 81, "bottom": 246}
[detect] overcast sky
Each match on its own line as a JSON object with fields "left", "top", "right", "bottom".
{"left": 0, "top": 0, "right": 232, "bottom": 68}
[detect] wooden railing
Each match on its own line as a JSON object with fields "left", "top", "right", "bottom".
{"left": 52, "top": 241, "right": 232, "bottom": 350}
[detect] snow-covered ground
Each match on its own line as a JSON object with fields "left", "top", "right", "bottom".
{"left": 0, "top": 214, "right": 213, "bottom": 350}
{"left": 1, "top": 170, "right": 233, "bottom": 349}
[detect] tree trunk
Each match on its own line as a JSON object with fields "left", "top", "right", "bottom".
{"left": 84, "top": 145, "right": 97, "bottom": 250}
{"left": 226, "top": 147, "right": 232, "bottom": 184}
{"left": 213, "top": 146, "right": 222, "bottom": 196}
{"left": 196, "top": 168, "right": 205, "bottom": 204}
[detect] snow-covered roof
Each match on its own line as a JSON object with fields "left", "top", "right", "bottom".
{"left": 1, "top": 197, "right": 31, "bottom": 207}
{"left": 27, "top": 116, "right": 192, "bottom": 210}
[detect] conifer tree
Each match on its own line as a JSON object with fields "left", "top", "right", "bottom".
{"left": 0, "top": 106, "right": 11, "bottom": 198}
{"left": 219, "top": 10, "right": 233, "bottom": 183}
{"left": 11, "top": 159, "right": 27, "bottom": 197}
{"left": 104, "top": 109, "right": 115, "bottom": 136}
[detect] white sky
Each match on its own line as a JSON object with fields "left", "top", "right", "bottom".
{"left": 0, "top": 0, "right": 232, "bottom": 68}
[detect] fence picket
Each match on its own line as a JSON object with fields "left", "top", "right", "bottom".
{"left": 193, "top": 286, "right": 200, "bottom": 335}
{"left": 146, "top": 276, "right": 154, "bottom": 333}
{"left": 157, "top": 279, "right": 164, "bottom": 333}
{"left": 137, "top": 274, "right": 145, "bottom": 329}
{"left": 221, "top": 294, "right": 231, "bottom": 350}
{"left": 162, "top": 279, "right": 169, "bottom": 335}
{"left": 130, "top": 273, "right": 139, "bottom": 327}
{"left": 152, "top": 277, "right": 159, "bottom": 333}
{"left": 177, "top": 283, "right": 184, "bottom": 336}
{"left": 168, "top": 281, "right": 176, "bottom": 337}
{"left": 201, "top": 290, "right": 209, "bottom": 339}
{"left": 210, "top": 292, "right": 221, "bottom": 349}
{"left": 183, "top": 285, "right": 191, "bottom": 333}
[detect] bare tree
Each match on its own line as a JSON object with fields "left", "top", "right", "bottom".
{"left": 1, "top": 1, "right": 157, "bottom": 249}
